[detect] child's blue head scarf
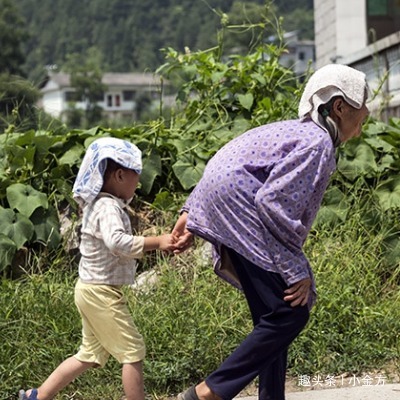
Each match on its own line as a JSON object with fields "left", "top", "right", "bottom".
{"left": 72, "top": 137, "right": 142, "bottom": 207}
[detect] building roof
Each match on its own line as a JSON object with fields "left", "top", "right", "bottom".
{"left": 103, "top": 72, "right": 162, "bottom": 86}
{"left": 41, "top": 72, "right": 164, "bottom": 92}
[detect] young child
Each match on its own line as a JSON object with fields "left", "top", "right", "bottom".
{"left": 19, "top": 137, "right": 176, "bottom": 400}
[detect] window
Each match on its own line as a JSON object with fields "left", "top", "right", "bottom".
{"left": 367, "top": 0, "right": 400, "bottom": 42}
{"left": 106, "top": 94, "right": 122, "bottom": 107}
{"left": 123, "top": 90, "right": 136, "bottom": 101}
{"left": 94, "top": 92, "right": 104, "bottom": 101}
{"left": 367, "top": 0, "right": 388, "bottom": 16}
{"left": 65, "top": 91, "right": 81, "bottom": 102}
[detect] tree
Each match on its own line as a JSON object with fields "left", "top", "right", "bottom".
{"left": 0, "top": 0, "right": 28, "bottom": 76}
{"left": 63, "top": 47, "right": 107, "bottom": 127}
{"left": 281, "top": 8, "right": 314, "bottom": 40}
{"left": 13, "top": 0, "right": 314, "bottom": 79}
{"left": 0, "top": 74, "right": 39, "bottom": 131}
{"left": 0, "top": 0, "right": 39, "bottom": 132}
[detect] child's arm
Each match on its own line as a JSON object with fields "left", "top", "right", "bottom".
{"left": 98, "top": 203, "right": 175, "bottom": 258}
{"left": 143, "top": 234, "right": 176, "bottom": 253}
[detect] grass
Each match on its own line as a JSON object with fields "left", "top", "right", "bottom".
{"left": 293, "top": 223, "right": 400, "bottom": 377}
{"left": 1, "top": 202, "right": 399, "bottom": 399}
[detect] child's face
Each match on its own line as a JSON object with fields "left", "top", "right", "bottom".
{"left": 119, "top": 169, "right": 140, "bottom": 200}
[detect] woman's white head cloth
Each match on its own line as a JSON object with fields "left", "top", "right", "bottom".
{"left": 298, "top": 64, "right": 367, "bottom": 131}
{"left": 72, "top": 137, "right": 142, "bottom": 207}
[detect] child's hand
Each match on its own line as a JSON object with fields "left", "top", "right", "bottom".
{"left": 158, "top": 233, "right": 177, "bottom": 252}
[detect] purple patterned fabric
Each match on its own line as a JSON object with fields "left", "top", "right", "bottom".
{"left": 182, "top": 119, "right": 336, "bottom": 304}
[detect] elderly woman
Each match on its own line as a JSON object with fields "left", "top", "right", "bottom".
{"left": 172, "top": 64, "right": 369, "bottom": 400}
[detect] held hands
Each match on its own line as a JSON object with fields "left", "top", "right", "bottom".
{"left": 171, "top": 212, "right": 194, "bottom": 254}
{"left": 283, "top": 277, "right": 312, "bottom": 307}
{"left": 157, "top": 234, "right": 178, "bottom": 252}
{"left": 154, "top": 212, "right": 194, "bottom": 254}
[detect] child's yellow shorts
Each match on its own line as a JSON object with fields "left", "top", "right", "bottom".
{"left": 74, "top": 279, "right": 146, "bottom": 367}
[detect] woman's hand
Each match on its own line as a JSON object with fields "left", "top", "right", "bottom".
{"left": 283, "top": 277, "right": 312, "bottom": 307}
{"left": 171, "top": 212, "right": 194, "bottom": 254}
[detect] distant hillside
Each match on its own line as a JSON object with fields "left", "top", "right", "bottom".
{"left": 14, "top": 0, "right": 313, "bottom": 83}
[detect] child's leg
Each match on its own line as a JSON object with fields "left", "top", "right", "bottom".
{"left": 122, "top": 361, "right": 144, "bottom": 400}
{"left": 27, "top": 356, "right": 96, "bottom": 400}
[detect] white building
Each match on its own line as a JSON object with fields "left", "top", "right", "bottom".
{"left": 279, "top": 31, "right": 315, "bottom": 80}
{"left": 39, "top": 72, "right": 169, "bottom": 120}
{"left": 314, "top": 0, "right": 368, "bottom": 68}
{"left": 314, "top": 0, "right": 400, "bottom": 119}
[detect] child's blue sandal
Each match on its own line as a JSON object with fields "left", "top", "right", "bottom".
{"left": 18, "top": 389, "right": 38, "bottom": 400}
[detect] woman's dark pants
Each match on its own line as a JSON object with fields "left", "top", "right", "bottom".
{"left": 205, "top": 248, "right": 310, "bottom": 400}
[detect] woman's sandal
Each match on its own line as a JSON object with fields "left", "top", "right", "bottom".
{"left": 177, "top": 386, "right": 199, "bottom": 400}
{"left": 18, "top": 389, "right": 38, "bottom": 400}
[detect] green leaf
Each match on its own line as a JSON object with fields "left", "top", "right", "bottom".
{"left": 152, "top": 191, "right": 176, "bottom": 211}
{"left": 140, "top": 151, "right": 162, "bottom": 195}
{"left": 0, "top": 208, "right": 34, "bottom": 249}
{"left": 231, "top": 117, "right": 251, "bottom": 136}
{"left": 58, "top": 143, "right": 85, "bottom": 166}
{"left": 377, "top": 154, "right": 395, "bottom": 173}
{"left": 170, "top": 138, "right": 197, "bottom": 154}
{"left": 337, "top": 142, "right": 378, "bottom": 181}
{"left": 375, "top": 176, "right": 400, "bottom": 211}
{"left": 237, "top": 93, "right": 254, "bottom": 111}
{"left": 211, "top": 71, "right": 225, "bottom": 83}
{"left": 7, "top": 144, "right": 36, "bottom": 173}
{"left": 182, "top": 65, "right": 198, "bottom": 79}
{"left": 187, "top": 119, "right": 212, "bottom": 134}
{"left": 172, "top": 154, "right": 206, "bottom": 190}
{"left": 313, "top": 187, "right": 349, "bottom": 227}
{"left": 364, "top": 137, "right": 394, "bottom": 153}
{"left": 251, "top": 72, "right": 266, "bottom": 85}
{"left": 212, "top": 128, "right": 236, "bottom": 142}
{"left": 6, "top": 183, "right": 48, "bottom": 217}
{"left": 0, "top": 234, "right": 17, "bottom": 271}
{"left": 364, "top": 120, "right": 389, "bottom": 135}
{"left": 382, "top": 236, "right": 400, "bottom": 266}
{"left": 30, "top": 207, "right": 61, "bottom": 250}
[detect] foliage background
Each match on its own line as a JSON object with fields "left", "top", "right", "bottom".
{"left": 11, "top": 0, "right": 314, "bottom": 83}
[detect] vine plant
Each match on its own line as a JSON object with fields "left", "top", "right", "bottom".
{"left": 1, "top": 34, "right": 400, "bottom": 272}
